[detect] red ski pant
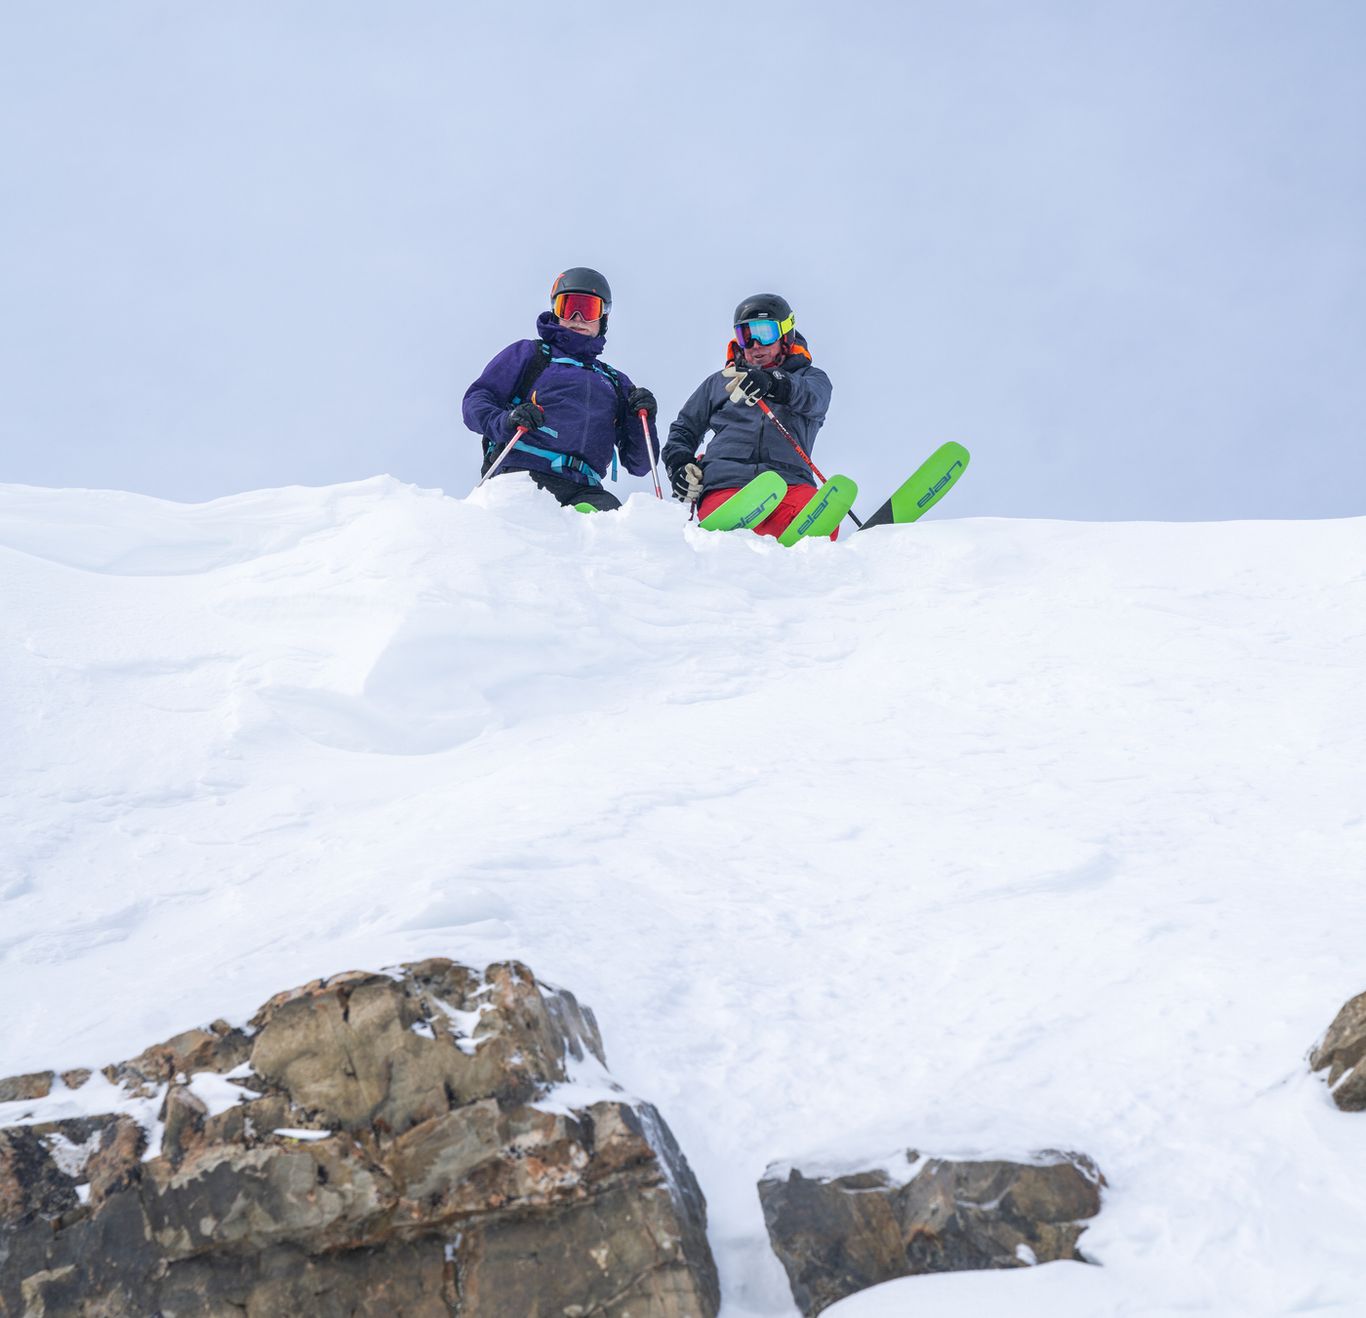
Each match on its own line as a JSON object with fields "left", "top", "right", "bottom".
{"left": 697, "top": 483, "right": 840, "bottom": 541}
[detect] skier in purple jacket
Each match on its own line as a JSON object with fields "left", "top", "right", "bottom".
{"left": 462, "top": 268, "right": 660, "bottom": 511}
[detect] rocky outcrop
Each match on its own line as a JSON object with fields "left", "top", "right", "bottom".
{"left": 758, "top": 1149, "right": 1104, "bottom": 1316}
{"left": 0, "top": 1075, "right": 52, "bottom": 1105}
{"left": 0, "top": 958, "right": 720, "bottom": 1317}
{"left": 1311, "top": 990, "right": 1366, "bottom": 1111}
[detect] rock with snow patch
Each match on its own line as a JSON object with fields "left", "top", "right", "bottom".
{"left": 0, "top": 957, "right": 720, "bottom": 1317}
{"left": 1310, "top": 989, "right": 1366, "bottom": 1111}
{"left": 758, "top": 1149, "right": 1104, "bottom": 1316}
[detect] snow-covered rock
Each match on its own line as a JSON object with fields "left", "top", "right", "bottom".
{"left": 0, "top": 957, "right": 719, "bottom": 1316}
{"left": 759, "top": 1150, "right": 1102, "bottom": 1315}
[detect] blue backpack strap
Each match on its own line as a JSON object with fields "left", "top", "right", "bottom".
{"left": 508, "top": 438, "right": 604, "bottom": 487}
{"left": 509, "top": 341, "right": 553, "bottom": 405}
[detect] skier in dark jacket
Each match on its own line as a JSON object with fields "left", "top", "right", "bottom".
{"left": 662, "top": 293, "right": 833, "bottom": 537}
{"left": 463, "top": 268, "right": 660, "bottom": 511}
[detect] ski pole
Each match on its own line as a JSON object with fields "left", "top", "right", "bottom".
{"left": 638, "top": 408, "right": 663, "bottom": 499}
{"left": 755, "top": 398, "right": 864, "bottom": 530}
{"left": 476, "top": 425, "right": 529, "bottom": 489}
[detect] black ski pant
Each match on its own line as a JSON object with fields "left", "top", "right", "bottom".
{"left": 527, "top": 470, "right": 622, "bottom": 512}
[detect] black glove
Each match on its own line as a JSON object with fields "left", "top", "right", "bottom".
{"left": 627, "top": 386, "right": 657, "bottom": 422}
{"left": 507, "top": 400, "right": 545, "bottom": 433}
{"left": 669, "top": 460, "right": 704, "bottom": 503}
{"left": 765, "top": 368, "right": 793, "bottom": 404}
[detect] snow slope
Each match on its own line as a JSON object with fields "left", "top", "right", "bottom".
{"left": 2, "top": 476, "right": 1365, "bottom": 1316}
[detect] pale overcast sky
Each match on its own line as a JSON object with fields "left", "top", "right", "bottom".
{"left": 1, "top": 2, "right": 1363, "bottom": 519}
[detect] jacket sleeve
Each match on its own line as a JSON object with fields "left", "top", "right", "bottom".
{"left": 612, "top": 369, "right": 658, "bottom": 478}
{"left": 782, "top": 364, "right": 832, "bottom": 423}
{"left": 462, "top": 341, "right": 537, "bottom": 450}
{"left": 662, "top": 377, "right": 719, "bottom": 476}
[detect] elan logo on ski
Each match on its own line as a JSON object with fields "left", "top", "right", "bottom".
{"left": 699, "top": 472, "right": 787, "bottom": 532}
{"left": 793, "top": 491, "right": 836, "bottom": 535}
{"left": 862, "top": 442, "right": 971, "bottom": 529}
{"left": 916, "top": 457, "right": 966, "bottom": 509}
{"left": 778, "top": 476, "right": 858, "bottom": 546}
{"left": 737, "top": 496, "right": 782, "bottom": 528}
{"left": 697, "top": 444, "right": 971, "bottom": 540}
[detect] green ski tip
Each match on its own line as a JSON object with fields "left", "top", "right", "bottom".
{"left": 863, "top": 442, "right": 971, "bottom": 528}
{"left": 778, "top": 475, "right": 858, "bottom": 546}
{"left": 699, "top": 470, "right": 787, "bottom": 531}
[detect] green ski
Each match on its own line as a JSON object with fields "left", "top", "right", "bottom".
{"left": 862, "top": 442, "right": 970, "bottom": 529}
{"left": 778, "top": 475, "right": 859, "bottom": 546}
{"left": 698, "top": 470, "right": 787, "bottom": 531}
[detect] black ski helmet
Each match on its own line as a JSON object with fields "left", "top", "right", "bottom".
{"left": 733, "top": 292, "right": 795, "bottom": 347}
{"left": 551, "top": 267, "right": 612, "bottom": 333}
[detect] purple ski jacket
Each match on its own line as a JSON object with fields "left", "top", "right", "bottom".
{"left": 462, "top": 313, "right": 657, "bottom": 487}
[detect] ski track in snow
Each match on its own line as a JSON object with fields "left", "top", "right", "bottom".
{"left": 2, "top": 475, "right": 1365, "bottom": 1317}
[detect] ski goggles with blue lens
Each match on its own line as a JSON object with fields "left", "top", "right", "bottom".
{"left": 734, "top": 313, "right": 794, "bottom": 348}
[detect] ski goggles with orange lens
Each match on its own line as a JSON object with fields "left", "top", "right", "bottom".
{"left": 553, "top": 291, "right": 608, "bottom": 322}
{"left": 734, "top": 314, "right": 794, "bottom": 348}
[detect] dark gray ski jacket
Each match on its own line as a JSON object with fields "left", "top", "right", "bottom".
{"left": 662, "top": 333, "right": 832, "bottom": 494}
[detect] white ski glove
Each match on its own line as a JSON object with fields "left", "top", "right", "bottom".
{"left": 722, "top": 362, "right": 790, "bottom": 407}
{"left": 721, "top": 363, "right": 758, "bottom": 406}
{"left": 670, "top": 461, "right": 704, "bottom": 503}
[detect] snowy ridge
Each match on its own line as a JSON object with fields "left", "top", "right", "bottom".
{"left": 2, "top": 476, "right": 1366, "bottom": 1316}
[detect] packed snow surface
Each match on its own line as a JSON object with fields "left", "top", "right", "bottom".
{"left": 2, "top": 476, "right": 1365, "bottom": 1316}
